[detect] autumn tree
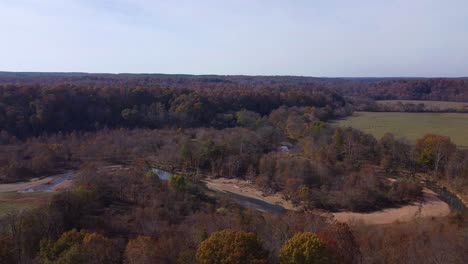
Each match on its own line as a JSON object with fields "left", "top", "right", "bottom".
{"left": 318, "top": 223, "right": 361, "bottom": 264}
{"left": 285, "top": 114, "right": 306, "bottom": 139}
{"left": 37, "top": 229, "right": 88, "bottom": 264}
{"left": 379, "top": 133, "right": 412, "bottom": 173}
{"left": 124, "top": 236, "right": 163, "bottom": 264}
{"left": 279, "top": 232, "right": 331, "bottom": 264}
{"left": 37, "top": 229, "right": 119, "bottom": 264}
{"left": 235, "top": 109, "right": 261, "bottom": 128}
{"left": 81, "top": 233, "right": 120, "bottom": 264}
{"left": 445, "top": 150, "right": 468, "bottom": 187}
{"left": 415, "top": 134, "right": 456, "bottom": 174}
{"left": 196, "top": 229, "right": 268, "bottom": 264}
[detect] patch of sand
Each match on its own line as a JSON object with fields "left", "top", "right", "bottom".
{"left": 0, "top": 176, "right": 56, "bottom": 192}
{"left": 204, "top": 178, "right": 299, "bottom": 211}
{"left": 333, "top": 188, "right": 450, "bottom": 225}
{"left": 0, "top": 165, "right": 129, "bottom": 194}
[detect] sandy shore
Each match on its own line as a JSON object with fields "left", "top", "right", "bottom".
{"left": 0, "top": 176, "right": 57, "bottom": 192}
{"left": 0, "top": 171, "right": 76, "bottom": 193}
{"left": 204, "top": 178, "right": 451, "bottom": 225}
{"left": 0, "top": 166, "right": 125, "bottom": 193}
{"left": 333, "top": 188, "right": 450, "bottom": 225}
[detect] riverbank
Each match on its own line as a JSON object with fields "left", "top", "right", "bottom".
{"left": 0, "top": 171, "right": 76, "bottom": 193}
{"left": 0, "top": 165, "right": 130, "bottom": 216}
{"left": 204, "top": 178, "right": 299, "bottom": 212}
{"left": 333, "top": 188, "right": 450, "bottom": 225}
{"left": 432, "top": 180, "right": 468, "bottom": 209}
{"left": 2, "top": 165, "right": 460, "bottom": 226}
{"left": 203, "top": 177, "right": 454, "bottom": 225}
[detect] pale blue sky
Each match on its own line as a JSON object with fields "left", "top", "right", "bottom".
{"left": 1, "top": 0, "right": 467, "bottom": 77}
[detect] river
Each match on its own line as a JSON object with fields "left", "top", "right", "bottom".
{"left": 153, "top": 168, "right": 468, "bottom": 216}
{"left": 424, "top": 181, "right": 466, "bottom": 212}
{"left": 151, "top": 168, "right": 173, "bottom": 180}
{"left": 8, "top": 167, "right": 462, "bottom": 218}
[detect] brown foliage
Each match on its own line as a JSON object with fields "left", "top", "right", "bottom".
{"left": 196, "top": 229, "right": 268, "bottom": 264}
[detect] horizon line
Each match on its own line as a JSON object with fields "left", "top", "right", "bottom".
{"left": 1, "top": 71, "right": 467, "bottom": 79}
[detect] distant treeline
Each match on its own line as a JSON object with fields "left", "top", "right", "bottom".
{"left": 351, "top": 99, "right": 468, "bottom": 113}
{"left": 1, "top": 72, "right": 467, "bottom": 101}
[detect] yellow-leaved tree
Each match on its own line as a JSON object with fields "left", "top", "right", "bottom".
{"left": 279, "top": 232, "right": 331, "bottom": 264}
{"left": 196, "top": 229, "right": 268, "bottom": 264}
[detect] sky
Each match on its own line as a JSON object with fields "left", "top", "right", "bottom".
{"left": 0, "top": 0, "right": 467, "bottom": 77}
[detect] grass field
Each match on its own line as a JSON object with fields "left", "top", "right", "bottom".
{"left": 0, "top": 192, "right": 54, "bottom": 217}
{"left": 377, "top": 100, "right": 468, "bottom": 111}
{"left": 334, "top": 112, "right": 468, "bottom": 148}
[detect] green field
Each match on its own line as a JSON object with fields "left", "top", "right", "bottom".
{"left": 377, "top": 100, "right": 468, "bottom": 111}
{"left": 334, "top": 112, "right": 468, "bottom": 148}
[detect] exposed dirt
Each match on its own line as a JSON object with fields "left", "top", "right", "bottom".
{"left": 0, "top": 165, "right": 126, "bottom": 193}
{"left": 333, "top": 188, "right": 450, "bottom": 225}
{"left": 0, "top": 176, "right": 58, "bottom": 193}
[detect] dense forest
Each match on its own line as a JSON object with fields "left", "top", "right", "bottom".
{"left": 0, "top": 73, "right": 467, "bottom": 263}
{"left": 1, "top": 72, "right": 468, "bottom": 101}
{"left": 0, "top": 83, "right": 349, "bottom": 138}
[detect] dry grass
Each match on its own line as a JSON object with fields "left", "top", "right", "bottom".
{"left": 0, "top": 192, "right": 54, "bottom": 216}
{"left": 334, "top": 112, "right": 468, "bottom": 148}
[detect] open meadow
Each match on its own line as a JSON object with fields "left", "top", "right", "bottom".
{"left": 334, "top": 112, "right": 468, "bottom": 148}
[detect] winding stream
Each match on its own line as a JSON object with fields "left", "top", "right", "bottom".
{"left": 150, "top": 167, "right": 467, "bottom": 215}
{"left": 152, "top": 168, "right": 290, "bottom": 213}
{"left": 424, "top": 181, "right": 466, "bottom": 212}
